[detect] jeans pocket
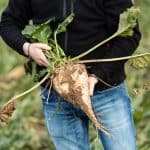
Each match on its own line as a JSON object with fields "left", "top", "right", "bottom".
{"left": 41, "top": 86, "right": 60, "bottom": 103}
{"left": 95, "top": 82, "right": 126, "bottom": 95}
{"left": 41, "top": 90, "right": 53, "bottom": 102}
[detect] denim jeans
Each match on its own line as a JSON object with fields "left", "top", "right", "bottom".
{"left": 41, "top": 82, "right": 137, "bottom": 150}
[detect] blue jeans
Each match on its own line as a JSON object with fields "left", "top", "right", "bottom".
{"left": 41, "top": 82, "right": 137, "bottom": 150}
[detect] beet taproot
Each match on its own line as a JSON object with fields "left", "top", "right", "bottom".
{"left": 52, "top": 63, "right": 109, "bottom": 135}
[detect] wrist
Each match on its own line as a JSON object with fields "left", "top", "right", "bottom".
{"left": 23, "top": 42, "right": 31, "bottom": 56}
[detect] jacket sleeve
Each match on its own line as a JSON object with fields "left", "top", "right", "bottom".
{"left": 0, "top": 0, "right": 32, "bottom": 56}
{"left": 90, "top": 0, "right": 141, "bottom": 81}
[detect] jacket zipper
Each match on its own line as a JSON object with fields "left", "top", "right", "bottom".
{"left": 63, "top": 0, "right": 74, "bottom": 53}
{"left": 71, "top": 0, "right": 74, "bottom": 13}
{"left": 63, "top": 0, "right": 67, "bottom": 52}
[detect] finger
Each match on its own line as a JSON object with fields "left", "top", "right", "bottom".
{"left": 37, "top": 60, "right": 47, "bottom": 67}
{"left": 42, "top": 52, "right": 50, "bottom": 64}
{"left": 41, "top": 59, "right": 49, "bottom": 67}
{"left": 39, "top": 53, "right": 50, "bottom": 67}
{"left": 89, "top": 80, "right": 95, "bottom": 96}
{"left": 90, "top": 83, "right": 95, "bottom": 96}
{"left": 89, "top": 77, "right": 98, "bottom": 96}
{"left": 89, "top": 76, "right": 98, "bottom": 84}
{"left": 34, "top": 43, "right": 51, "bottom": 50}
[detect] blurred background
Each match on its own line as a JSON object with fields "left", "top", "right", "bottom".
{"left": 0, "top": 0, "right": 149, "bottom": 149}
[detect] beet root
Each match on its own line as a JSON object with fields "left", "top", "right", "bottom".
{"left": 52, "top": 63, "right": 109, "bottom": 135}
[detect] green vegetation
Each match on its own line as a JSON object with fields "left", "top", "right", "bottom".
{"left": 0, "top": 0, "right": 149, "bottom": 149}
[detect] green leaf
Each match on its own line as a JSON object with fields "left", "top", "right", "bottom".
{"left": 32, "top": 24, "right": 52, "bottom": 43}
{"left": 117, "top": 7, "right": 140, "bottom": 37}
{"left": 22, "top": 17, "right": 55, "bottom": 43}
{"left": 55, "top": 13, "right": 74, "bottom": 34}
{"left": 22, "top": 25, "right": 38, "bottom": 39}
{"left": 130, "top": 53, "right": 150, "bottom": 69}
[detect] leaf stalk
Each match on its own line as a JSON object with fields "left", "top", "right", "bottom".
{"left": 71, "top": 26, "right": 130, "bottom": 61}
{"left": 3, "top": 73, "right": 50, "bottom": 106}
{"left": 79, "top": 53, "right": 150, "bottom": 63}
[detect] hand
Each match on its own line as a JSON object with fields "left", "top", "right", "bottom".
{"left": 88, "top": 75, "right": 98, "bottom": 96}
{"left": 23, "top": 42, "right": 51, "bottom": 67}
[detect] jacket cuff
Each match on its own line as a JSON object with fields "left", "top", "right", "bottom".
{"left": 17, "top": 38, "right": 28, "bottom": 57}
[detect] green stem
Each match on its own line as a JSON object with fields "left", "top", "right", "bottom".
{"left": 4, "top": 73, "right": 50, "bottom": 106}
{"left": 54, "top": 31, "right": 60, "bottom": 57}
{"left": 78, "top": 53, "right": 150, "bottom": 63}
{"left": 71, "top": 26, "right": 130, "bottom": 61}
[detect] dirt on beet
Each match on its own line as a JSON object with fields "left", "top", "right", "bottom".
{"left": 52, "top": 63, "right": 109, "bottom": 135}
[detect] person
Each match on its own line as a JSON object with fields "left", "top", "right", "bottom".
{"left": 0, "top": 0, "right": 141, "bottom": 149}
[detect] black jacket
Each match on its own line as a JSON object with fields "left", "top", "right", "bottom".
{"left": 0, "top": 0, "right": 141, "bottom": 90}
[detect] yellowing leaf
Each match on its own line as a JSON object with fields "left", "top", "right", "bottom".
{"left": 117, "top": 7, "right": 140, "bottom": 37}
{"left": 130, "top": 53, "right": 150, "bottom": 69}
